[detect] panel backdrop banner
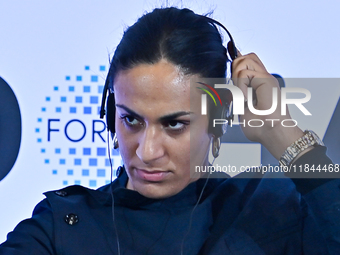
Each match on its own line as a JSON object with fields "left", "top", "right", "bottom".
{"left": 0, "top": 0, "right": 339, "bottom": 242}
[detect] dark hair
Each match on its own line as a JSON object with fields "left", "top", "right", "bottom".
{"left": 100, "top": 7, "right": 234, "bottom": 138}
{"left": 107, "top": 7, "right": 228, "bottom": 87}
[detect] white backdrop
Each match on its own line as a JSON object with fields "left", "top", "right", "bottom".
{"left": 1, "top": 0, "right": 340, "bottom": 242}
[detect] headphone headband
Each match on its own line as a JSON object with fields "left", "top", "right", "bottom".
{"left": 199, "top": 15, "right": 238, "bottom": 61}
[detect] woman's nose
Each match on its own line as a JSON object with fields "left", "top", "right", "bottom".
{"left": 136, "top": 127, "right": 165, "bottom": 164}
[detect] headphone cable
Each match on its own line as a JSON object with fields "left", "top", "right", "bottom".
{"left": 108, "top": 131, "right": 121, "bottom": 255}
{"left": 180, "top": 152, "right": 219, "bottom": 255}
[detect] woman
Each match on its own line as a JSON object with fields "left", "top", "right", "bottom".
{"left": 0, "top": 7, "right": 338, "bottom": 255}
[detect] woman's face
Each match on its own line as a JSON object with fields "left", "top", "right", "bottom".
{"left": 114, "top": 60, "right": 211, "bottom": 199}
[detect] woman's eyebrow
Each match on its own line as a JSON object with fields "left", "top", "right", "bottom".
{"left": 158, "top": 111, "right": 192, "bottom": 122}
{"left": 116, "top": 104, "right": 144, "bottom": 120}
{"left": 116, "top": 104, "right": 191, "bottom": 122}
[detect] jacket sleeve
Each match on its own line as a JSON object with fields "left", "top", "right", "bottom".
{"left": 289, "top": 146, "right": 340, "bottom": 254}
{"left": 303, "top": 178, "right": 340, "bottom": 254}
{"left": 0, "top": 199, "right": 56, "bottom": 255}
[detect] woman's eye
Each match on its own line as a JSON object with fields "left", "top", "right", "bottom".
{"left": 121, "top": 115, "right": 140, "bottom": 126}
{"left": 167, "top": 121, "right": 184, "bottom": 129}
{"left": 166, "top": 120, "right": 188, "bottom": 133}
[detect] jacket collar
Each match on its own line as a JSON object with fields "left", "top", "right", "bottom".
{"left": 92, "top": 166, "right": 226, "bottom": 210}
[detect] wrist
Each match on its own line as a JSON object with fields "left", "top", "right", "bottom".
{"left": 279, "top": 130, "right": 324, "bottom": 167}
{"left": 261, "top": 126, "right": 304, "bottom": 160}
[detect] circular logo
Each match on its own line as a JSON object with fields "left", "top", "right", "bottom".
{"left": 34, "top": 65, "right": 121, "bottom": 188}
{"left": 0, "top": 77, "right": 22, "bottom": 181}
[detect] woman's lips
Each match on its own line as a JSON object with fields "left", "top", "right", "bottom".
{"left": 135, "top": 168, "right": 170, "bottom": 182}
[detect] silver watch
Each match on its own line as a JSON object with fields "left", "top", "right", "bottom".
{"left": 279, "top": 130, "right": 324, "bottom": 167}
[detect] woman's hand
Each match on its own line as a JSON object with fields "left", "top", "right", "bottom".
{"left": 231, "top": 50, "right": 304, "bottom": 160}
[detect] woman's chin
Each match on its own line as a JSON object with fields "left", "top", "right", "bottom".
{"left": 128, "top": 180, "right": 185, "bottom": 199}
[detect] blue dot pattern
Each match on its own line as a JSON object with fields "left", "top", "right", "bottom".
{"left": 83, "top": 148, "right": 91, "bottom": 155}
{"left": 89, "top": 180, "right": 97, "bottom": 187}
{"left": 97, "top": 147, "right": 106, "bottom": 156}
{"left": 90, "top": 96, "right": 98, "bottom": 104}
{"left": 84, "top": 86, "right": 90, "bottom": 93}
{"left": 75, "top": 96, "right": 82, "bottom": 103}
{"left": 97, "top": 169, "right": 105, "bottom": 177}
{"left": 74, "top": 159, "right": 81, "bottom": 165}
{"left": 89, "top": 158, "right": 97, "bottom": 166}
{"left": 70, "top": 107, "right": 76, "bottom": 113}
{"left": 98, "top": 86, "right": 104, "bottom": 93}
{"left": 91, "top": 76, "right": 98, "bottom": 82}
{"left": 84, "top": 107, "right": 91, "bottom": 114}
{"left": 35, "top": 65, "right": 121, "bottom": 188}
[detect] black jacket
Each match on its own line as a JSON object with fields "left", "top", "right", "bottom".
{"left": 1, "top": 147, "right": 339, "bottom": 254}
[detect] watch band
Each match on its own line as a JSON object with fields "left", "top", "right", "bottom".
{"left": 279, "top": 130, "right": 324, "bottom": 167}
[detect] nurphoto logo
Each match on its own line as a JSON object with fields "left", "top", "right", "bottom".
{"left": 196, "top": 78, "right": 312, "bottom": 128}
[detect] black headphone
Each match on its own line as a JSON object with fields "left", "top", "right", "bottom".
{"left": 100, "top": 15, "right": 237, "bottom": 139}
{"left": 100, "top": 79, "right": 115, "bottom": 135}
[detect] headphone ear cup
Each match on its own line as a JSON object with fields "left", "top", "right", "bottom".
{"left": 106, "top": 93, "right": 116, "bottom": 134}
